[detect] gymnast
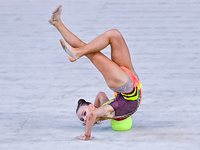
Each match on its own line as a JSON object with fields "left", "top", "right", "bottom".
{"left": 49, "top": 5, "right": 142, "bottom": 140}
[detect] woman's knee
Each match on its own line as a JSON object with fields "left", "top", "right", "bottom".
{"left": 105, "top": 29, "right": 122, "bottom": 39}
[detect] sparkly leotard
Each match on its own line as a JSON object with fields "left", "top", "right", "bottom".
{"left": 103, "top": 66, "right": 142, "bottom": 121}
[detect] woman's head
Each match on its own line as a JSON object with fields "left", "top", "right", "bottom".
{"left": 76, "top": 99, "right": 93, "bottom": 122}
{"left": 76, "top": 99, "right": 91, "bottom": 113}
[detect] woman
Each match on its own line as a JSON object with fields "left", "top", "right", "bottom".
{"left": 49, "top": 5, "right": 142, "bottom": 140}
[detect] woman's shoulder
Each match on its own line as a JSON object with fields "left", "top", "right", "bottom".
{"left": 96, "top": 105, "right": 115, "bottom": 120}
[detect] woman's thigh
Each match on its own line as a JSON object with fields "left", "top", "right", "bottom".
{"left": 106, "top": 29, "right": 135, "bottom": 72}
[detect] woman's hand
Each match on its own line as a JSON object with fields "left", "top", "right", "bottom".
{"left": 76, "top": 135, "right": 94, "bottom": 140}
{"left": 82, "top": 121, "right": 100, "bottom": 126}
{"left": 82, "top": 121, "right": 86, "bottom": 126}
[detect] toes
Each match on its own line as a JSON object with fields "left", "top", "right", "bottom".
{"left": 53, "top": 5, "right": 62, "bottom": 14}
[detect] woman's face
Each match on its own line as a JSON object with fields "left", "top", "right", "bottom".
{"left": 76, "top": 104, "right": 93, "bottom": 123}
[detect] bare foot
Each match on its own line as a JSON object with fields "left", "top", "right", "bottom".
{"left": 60, "top": 39, "right": 78, "bottom": 62}
{"left": 48, "top": 5, "right": 62, "bottom": 25}
{"left": 68, "top": 56, "right": 76, "bottom": 62}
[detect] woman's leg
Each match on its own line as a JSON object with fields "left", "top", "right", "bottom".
{"left": 54, "top": 21, "right": 86, "bottom": 48}
{"left": 49, "top": 6, "right": 135, "bottom": 73}
{"left": 60, "top": 29, "right": 137, "bottom": 89}
{"left": 49, "top": 5, "right": 86, "bottom": 48}
{"left": 49, "top": 6, "right": 135, "bottom": 89}
{"left": 61, "top": 29, "right": 136, "bottom": 73}
{"left": 86, "top": 52, "right": 128, "bottom": 89}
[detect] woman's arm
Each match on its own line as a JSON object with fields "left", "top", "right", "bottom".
{"left": 80, "top": 92, "right": 109, "bottom": 127}
{"left": 76, "top": 111, "right": 98, "bottom": 140}
{"left": 94, "top": 92, "right": 109, "bottom": 108}
{"left": 76, "top": 105, "right": 114, "bottom": 140}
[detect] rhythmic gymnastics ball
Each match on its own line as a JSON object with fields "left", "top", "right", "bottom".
{"left": 111, "top": 117, "right": 132, "bottom": 131}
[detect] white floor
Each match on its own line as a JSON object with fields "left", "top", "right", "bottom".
{"left": 0, "top": 0, "right": 200, "bottom": 149}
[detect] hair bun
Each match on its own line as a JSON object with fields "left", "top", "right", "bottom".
{"left": 76, "top": 99, "right": 92, "bottom": 113}
{"left": 78, "top": 99, "right": 86, "bottom": 106}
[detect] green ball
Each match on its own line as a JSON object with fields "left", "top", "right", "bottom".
{"left": 111, "top": 117, "right": 132, "bottom": 131}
